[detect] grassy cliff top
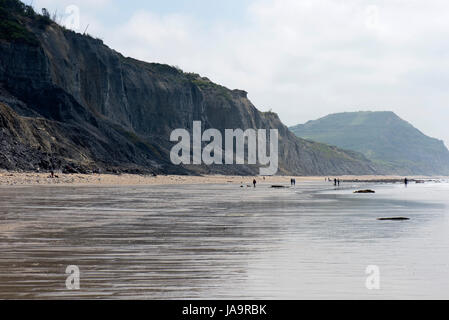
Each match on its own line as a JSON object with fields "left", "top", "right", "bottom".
{"left": 0, "top": 0, "right": 54, "bottom": 45}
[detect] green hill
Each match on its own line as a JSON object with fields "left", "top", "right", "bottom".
{"left": 290, "top": 111, "right": 449, "bottom": 175}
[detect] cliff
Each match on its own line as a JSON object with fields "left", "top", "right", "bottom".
{"left": 0, "top": 0, "right": 378, "bottom": 175}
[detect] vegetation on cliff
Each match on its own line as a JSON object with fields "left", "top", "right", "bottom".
{"left": 290, "top": 111, "right": 449, "bottom": 175}
{"left": 0, "top": 0, "right": 54, "bottom": 45}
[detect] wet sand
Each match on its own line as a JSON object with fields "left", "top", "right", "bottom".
{"left": 1, "top": 181, "right": 449, "bottom": 299}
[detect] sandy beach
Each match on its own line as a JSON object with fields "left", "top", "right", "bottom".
{"left": 0, "top": 171, "right": 438, "bottom": 186}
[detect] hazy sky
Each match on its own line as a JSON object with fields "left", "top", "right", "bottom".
{"left": 26, "top": 0, "right": 449, "bottom": 146}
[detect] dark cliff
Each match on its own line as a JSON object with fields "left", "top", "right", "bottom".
{"left": 0, "top": 0, "right": 378, "bottom": 175}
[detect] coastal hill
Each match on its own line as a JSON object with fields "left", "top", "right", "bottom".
{"left": 290, "top": 111, "right": 449, "bottom": 175}
{"left": 0, "top": 0, "right": 378, "bottom": 175}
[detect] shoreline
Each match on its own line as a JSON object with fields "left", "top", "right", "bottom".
{"left": 0, "top": 171, "right": 444, "bottom": 186}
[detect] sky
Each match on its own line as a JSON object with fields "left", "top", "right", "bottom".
{"left": 24, "top": 0, "right": 449, "bottom": 146}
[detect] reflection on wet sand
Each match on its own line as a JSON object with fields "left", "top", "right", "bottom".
{"left": 0, "top": 182, "right": 449, "bottom": 299}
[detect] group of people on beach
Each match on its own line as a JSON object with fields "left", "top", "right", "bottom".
{"left": 326, "top": 177, "right": 341, "bottom": 186}
{"left": 251, "top": 176, "right": 409, "bottom": 189}
{"left": 251, "top": 177, "right": 343, "bottom": 188}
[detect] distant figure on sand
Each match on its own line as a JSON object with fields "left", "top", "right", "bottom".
{"left": 337, "top": 179, "right": 341, "bottom": 186}
{"left": 291, "top": 178, "right": 296, "bottom": 186}
{"left": 334, "top": 178, "right": 337, "bottom": 186}
{"left": 253, "top": 179, "right": 257, "bottom": 188}
{"left": 404, "top": 178, "right": 409, "bottom": 186}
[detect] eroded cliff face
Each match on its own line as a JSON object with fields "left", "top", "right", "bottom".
{"left": 0, "top": 6, "right": 378, "bottom": 175}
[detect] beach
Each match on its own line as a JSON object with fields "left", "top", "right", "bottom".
{"left": 1, "top": 179, "right": 449, "bottom": 299}
{"left": 0, "top": 171, "right": 436, "bottom": 186}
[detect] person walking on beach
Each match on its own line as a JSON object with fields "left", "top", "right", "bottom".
{"left": 253, "top": 179, "right": 257, "bottom": 188}
{"left": 404, "top": 178, "right": 409, "bottom": 186}
{"left": 337, "top": 179, "right": 341, "bottom": 187}
{"left": 334, "top": 178, "right": 337, "bottom": 186}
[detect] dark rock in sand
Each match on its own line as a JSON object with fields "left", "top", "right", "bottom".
{"left": 271, "top": 185, "right": 289, "bottom": 189}
{"left": 354, "top": 189, "right": 376, "bottom": 194}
